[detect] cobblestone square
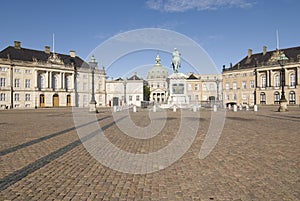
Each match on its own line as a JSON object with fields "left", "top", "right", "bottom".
{"left": 0, "top": 106, "right": 299, "bottom": 200}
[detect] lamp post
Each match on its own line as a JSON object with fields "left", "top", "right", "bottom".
{"left": 214, "top": 76, "right": 220, "bottom": 102}
{"left": 123, "top": 78, "right": 127, "bottom": 105}
{"left": 277, "top": 52, "right": 289, "bottom": 112}
{"left": 89, "top": 55, "right": 98, "bottom": 113}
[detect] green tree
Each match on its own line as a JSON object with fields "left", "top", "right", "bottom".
{"left": 143, "top": 85, "right": 150, "bottom": 101}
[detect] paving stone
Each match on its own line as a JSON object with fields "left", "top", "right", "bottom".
{"left": 0, "top": 107, "right": 299, "bottom": 200}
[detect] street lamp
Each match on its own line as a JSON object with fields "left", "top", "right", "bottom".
{"left": 89, "top": 55, "right": 98, "bottom": 113}
{"left": 277, "top": 52, "right": 289, "bottom": 112}
{"left": 214, "top": 76, "right": 220, "bottom": 102}
{"left": 123, "top": 78, "right": 127, "bottom": 105}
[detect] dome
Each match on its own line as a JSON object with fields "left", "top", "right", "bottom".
{"left": 146, "top": 55, "right": 169, "bottom": 79}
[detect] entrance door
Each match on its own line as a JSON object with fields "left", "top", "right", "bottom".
{"left": 53, "top": 94, "right": 59, "bottom": 107}
{"left": 67, "top": 95, "right": 71, "bottom": 106}
{"left": 40, "top": 94, "right": 45, "bottom": 107}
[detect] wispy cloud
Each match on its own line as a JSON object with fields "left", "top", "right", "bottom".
{"left": 146, "top": 0, "right": 254, "bottom": 12}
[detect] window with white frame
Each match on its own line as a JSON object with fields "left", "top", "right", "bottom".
{"left": 14, "top": 93, "right": 20, "bottom": 101}
{"left": 14, "top": 79, "right": 20, "bottom": 88}
{"left": 38, "top": 75, "right": 44, "bottom": 89}
{"left": 25, "top": 94, "right": 30, "bottom": 101}
{"left": 260, "top": 92, "right": 266, "bottom": 104}
{"left": 195, "top": 94, "right": 199, "bottom": 100}
{"left": 289, "top": 91, "right": 296, "bottom": 104}
{"left": 195, "top": 84, "right": 199, "bottom": 90}
{"left": 83, "top": 83, "right": 88, "bottom": 91}
{"left": 274, "top": 74, "right": 280, "bottom": 87}
{"left": 233, "top": 82, "right": 237, "bottom": 90}
{"left": 14, "top": 68, "right": 20, "bottom": 73}
{"left": 290, "top": 73, "right": 295, "bottom": 86}
{"left": 233, "top": 94, "right": 237, "bottom": 100}
{"left": 25, "top": 79, "right": 30, "bottom": 88}
{"left": 0, "top": 67, "right": 7, "bottom": 72}
{"left": 225, "top": 83, "right": 229, "bottom": 90}
{"left": 242, "top": 82, "right": 246, "bottom": 89}
{"left": 250, "top": 80, "right": 255, "bottom": 88}
{"left": 0, "top": 93, "right": 5, "bottom": 101}
{"left": 202, "top": 83, "right": 207, "bottom": 91}
{"left": 129, "top": 95, "right": 132, "bottom": 101}
{"left": 25, "top": 69, "right": 31, "bottom": 74}
{"left": 136, "top": 95, "right": 140, "bottom": 101}
{"left": 242, "top": 94, "right": 247, "bottom": 100}
{"left": 274, "top": 91, "right": 280, "bottom": 104}
{"left": 209, "top": 83, "right": 215, "bottom": 90}
{"left": 188, "top": 84, "right": 192, "bottom": 91}
{"left": 0, "top": 78, "right": 6, "bottom": 87}
{"left": 261, "top": 74, "right": 266, "bottom": 88}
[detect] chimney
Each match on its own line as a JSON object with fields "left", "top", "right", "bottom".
{"left": 44, "top": 46, "right": 50, "bottom": 54}
{"left": 70, "top": 50, "right": 76, "bottom": 58}
{"left": 230, "top": 63, "right": 233, "bottom": 68}
{"left": 248, "top": 49, "right": 252, "bottom": 58}
{"left": 263, "top": 46, "right": 267, "bottom": 55}
{"left": 14, "top": 41, "right": 21, "bottom": 49}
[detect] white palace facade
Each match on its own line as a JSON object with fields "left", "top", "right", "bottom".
{"left": 0, "top": 41, "right": 106, "bottom": 109}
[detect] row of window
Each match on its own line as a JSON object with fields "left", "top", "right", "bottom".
{"left": 260, "top": 91, "right": 296, "bottom": 104}
{"left": 260, "top": 73, "right": 296, "bottom": 88}
{"left": 0, "top": 78, "right": 31, "bottom": 88}
{"left": 0, "top": 67, "right": 31, "bottom": 74}
{"left": 225, "top": 72, "right": 255, "bottom": 79}
{"left": 225, "top": 81, "right": 255, "bottom": 90}
{"left": 0, "top": 93, "right": 31, "bottom": 101}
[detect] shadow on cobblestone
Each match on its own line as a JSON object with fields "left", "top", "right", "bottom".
{"left": 0, "top": 116, "right": 110, "bottom": 157}
{"left": 0, "top": 115, "right": 126, "bottom": 191}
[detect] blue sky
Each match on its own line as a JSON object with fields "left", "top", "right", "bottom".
{"left": 1, "top": 0, "right": 299, "bottom": 78}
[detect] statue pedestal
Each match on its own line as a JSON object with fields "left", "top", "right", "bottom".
{"left": 89, "top": 101, "right": 98, "bottom": 113}
{"left": 168, "top": 73, "right": 189, "bottom": 107}
{"left": 278, "top": 99, "right": 288, "bottom": 112}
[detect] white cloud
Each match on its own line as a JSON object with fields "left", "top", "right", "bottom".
{"left": 146, "top": 0, "right": 254, "bottom": 12}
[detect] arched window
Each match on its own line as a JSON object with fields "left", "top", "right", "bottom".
{"left": 260, "top": 92, "right": 266, "bottom": 104}
{"left": 38, "top": 74, "right": 44, "bottom": 89}
{"left": 261, "top": 74, "right": 266, "bottom": 88}
{"left": 289, "top": 91, "right": 296, "bottom": 104}
{"left": 274, "top": 91, "right": 280, "bottom": 104}
{"left": 53, "top": 75, "right": 58, "bottom": 90}
{"left": 290, "top": 73, "right": 295, "bottom": 86}
{"left": 274, "top": 74, "right": 280, "bottom": 87}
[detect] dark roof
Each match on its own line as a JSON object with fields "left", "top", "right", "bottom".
{"left": 187, "top": 73, "right": 198, "bottom": 80}
{"left": 224, "top": 46, "right": 300, "bottom": 71}
{"left": 0, "top": 46, "right": 88, "bottom": 68}
{"left": 128, "top": 74, "right": 142, "bottom": 80}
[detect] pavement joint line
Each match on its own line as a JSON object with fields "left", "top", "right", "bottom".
{"left": 0, "top": 115, "right": 127, "bottom": 191}
{"left": 0, "top": 116, "right": 111, "bottom": 156}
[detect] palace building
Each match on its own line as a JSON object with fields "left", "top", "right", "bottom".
{"left": 0, "top": 41, "right": 106, "bottom": 109}
{"left": 222, "top": 46, "right": 300, "bottom": 106}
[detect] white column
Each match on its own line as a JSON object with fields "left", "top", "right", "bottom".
{"left": 45, "top": 71, "right": 49, "bottom": 88}
{"left": 71, "top": 73, "right": 74, "bottom": 90}
{"left": 58, "top": 72, "right": 62, "bottom": 89}
{"left": 284, "top": 68, "right": 288, "bottom": 87}
{"left": 62, "top": 73, "right": 65, "bottom": 89}
{"left": 34, "top": 70, "right": 38, "bottom": 88}
{"left": 49, "top": 71, "right": 52, "bottom": 89}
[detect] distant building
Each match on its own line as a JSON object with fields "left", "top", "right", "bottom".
{"left": 0, "top": 41, "right": 106, "bottom": 109}
{"left": 223, "top": 46, "right": 300, "bottom": 106}
{"left": 106, "top": 73, "right": 144, "bottom": 107}
{"left": 146, "top": 55, "right": 169, "bottom": 103}
{"left": 185, "top": 73, "right": 222, "bottom": 106}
